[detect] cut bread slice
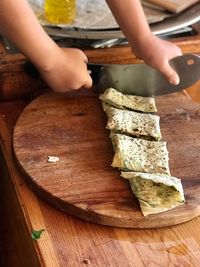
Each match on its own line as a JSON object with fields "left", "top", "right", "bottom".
{"left": 110, "top": 133, "right": 170, "bottom": 174}
{"left": 121, "top": 171, "right": 185, "bottom": 216}
{"left": 103, "top": 103, "right": 161, "bottom": 140}
{"left": 100, "top": 88, "right": 157, "bottom": 112}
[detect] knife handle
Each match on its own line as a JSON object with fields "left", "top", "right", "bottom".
{"left": 87, "top": 64, "right": 102, "bottom": 85}
{"left": 23, "top": 61, "right": 40, "bottom": 79}
{"left": 24, "top": 61, "right": 102, "bottom": 85}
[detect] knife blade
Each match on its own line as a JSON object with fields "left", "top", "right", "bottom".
{"left": 24, "top": 54, "right": 200, "bottom": 97}
{"left": 89, "top": 54, "right": 200, "bottom": 97}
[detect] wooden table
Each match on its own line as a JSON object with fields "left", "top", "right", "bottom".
{"left": 1, "top": 34, "right": 200, "bottom": 266}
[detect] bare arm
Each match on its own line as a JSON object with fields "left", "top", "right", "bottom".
{"left": 106, "top": 0, "right": 182, "bottom": 84}
{"left": 106, "top": 0, "right": 150, "bottom": 44}
{"left": 0, "top": 0, "right": 92, "bottom": 92}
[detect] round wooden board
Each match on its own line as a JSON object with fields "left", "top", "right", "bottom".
{"left": 13, "top": 90, "right": 200, "bottom": 228}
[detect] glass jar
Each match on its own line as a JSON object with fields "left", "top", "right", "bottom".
{"left": 44, "top": 0, "right": 76, "bottom": 24}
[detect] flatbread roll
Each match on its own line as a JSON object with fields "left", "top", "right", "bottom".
{"left": 99, "top": 88, "right": 157, "bottom": 113}
{"left": 110, "top": 133, "right": 170, "bottom": 174}
{"left": 121, "top": 171, "right": 185, "bottom": 216}
{"left": 103, "top": 103, "right": 161, "bottom": 140}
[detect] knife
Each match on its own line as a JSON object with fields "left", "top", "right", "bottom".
{"left": 90, "top": 54, "right": 200, "bottom": 96}
{"left": 24, "top": 54, "right": 200, "bottom": 97}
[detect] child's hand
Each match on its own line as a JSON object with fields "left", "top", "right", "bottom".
{"left": 131, "top": 33, "right": 182, "bottom": 85}
{"left": 37, "top": 47, "right": 93, "bottom": 92}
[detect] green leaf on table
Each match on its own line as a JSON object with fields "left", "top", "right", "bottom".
{"left": 31, "top": 229, "right": 45, "bottom": 240}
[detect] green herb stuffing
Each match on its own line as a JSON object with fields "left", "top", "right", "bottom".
{"left": 31, "top": 229, "right": 45, "bottom": 240}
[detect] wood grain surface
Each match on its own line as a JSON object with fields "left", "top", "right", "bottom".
{"left": 13, "top": 90, "right": 200, "bottom": 228}
{"left": 1, "top": 99, "right": 200, "bottom": 267}
{"left": 1, "top": 35, "right": 200, "bottom": 266}
{"left": 146, "top": 0, "right": 199, "bottom": 13}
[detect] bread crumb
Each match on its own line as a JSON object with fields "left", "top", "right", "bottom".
{"left": 83, "top": 259, "right": 91, "bottom": 264}
{"left": 47, "top": 156, "right": 60, "bottom": 163}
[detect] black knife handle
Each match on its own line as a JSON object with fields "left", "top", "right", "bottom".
{"left": 23, "top": 61, "right": 40, "bottom": 79}
{"left": 87, "top": 64, "right": 102, "bottom": 85}
{"left": 24, "top": 61, "right": 103, "bottom": 87}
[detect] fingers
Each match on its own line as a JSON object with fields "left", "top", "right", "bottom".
{"left": 63, "top": 47, "right": 92, "bottom": 89}
{"left": 41, "top": 47, "right": 93, "bottom": 92}
{"left": 80, "top": 53, "right": 93, "bottom": 88}
{"left": 162, "top": 46, "right": 182, "bottom": 85}
{"left": 82, "top": 51, "right": 89, "bottom": 64}
{"left": 83, "top": 72, "right": 93, "bottom": 88}
{"left": 134, "top": 36, "right": 183, "bottom": 86}
{"left": 158, "top": 46, "right": 182, "bottom": 85}
{"left": 160, "top": 60, "right": 180, "bottom": 85}
{"left": 63, "top": 47, "right": 88, "bottom": 63}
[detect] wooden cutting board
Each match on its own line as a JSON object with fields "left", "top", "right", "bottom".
{"left": 145, "top": 0, "right": 199, "bottom": 13}
{"left": 13, "top": 90, "right": 200, "bottom": 228}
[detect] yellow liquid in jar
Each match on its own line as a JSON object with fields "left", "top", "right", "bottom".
{"left": 44, "top": 0, "right": 76, "bottom": 24}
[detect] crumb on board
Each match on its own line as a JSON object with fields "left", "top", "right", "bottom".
{"left": 83, "top": 259, "right": 91, "bottom": 264}
{"left": 47, "top": 156, "right": 60, "bottom": 163}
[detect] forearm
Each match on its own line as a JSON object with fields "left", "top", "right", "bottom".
{"left": 0, "top": 0, "right": 58, "bottom": 69}
{"left": 106, "top": 0, "right": 151, "bottom": 43}
{"left": 106, "top": 0, "right": 182, "bottom": 85}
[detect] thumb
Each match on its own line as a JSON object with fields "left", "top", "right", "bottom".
{"left": 160, "top": 60, "right": 180, "bottom": 85}
{"left": 85, "top": 75, "right": 93, "bottom": 89}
